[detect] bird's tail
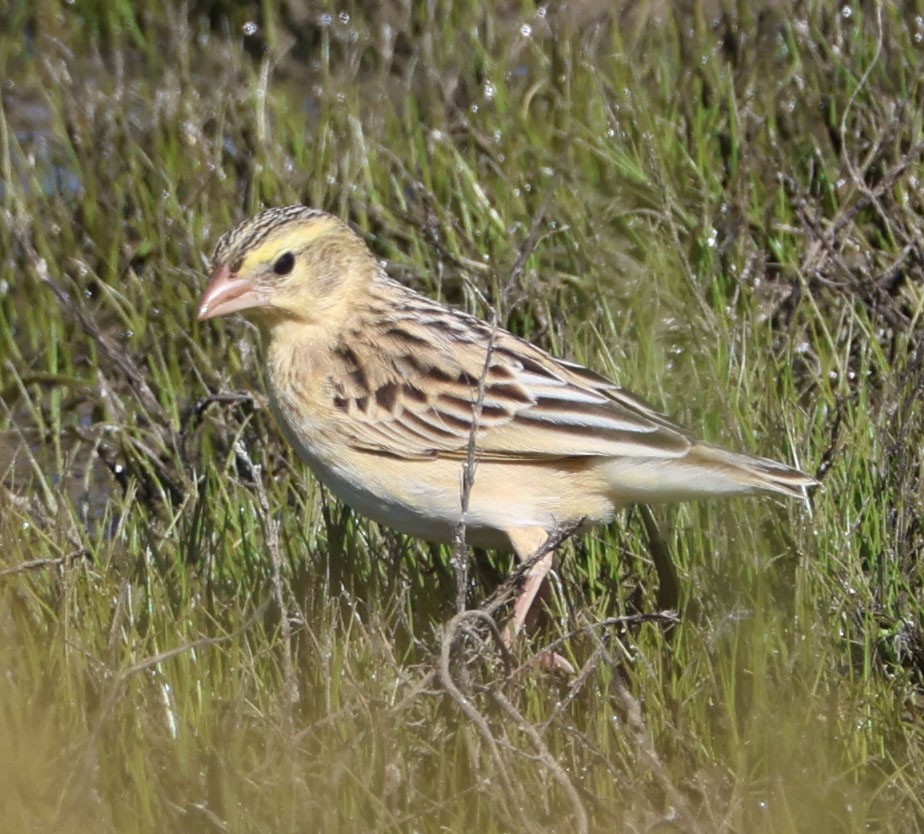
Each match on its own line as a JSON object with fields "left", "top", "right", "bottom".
{"left": 684, "top": 442, "right": 817, "bottom": 499}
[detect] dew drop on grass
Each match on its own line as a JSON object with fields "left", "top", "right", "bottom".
{"left": 520, "top": 23, "right": 532, "bottom": 37}
{"left": 242, "top": 21, "right": 258, "bottom": 36}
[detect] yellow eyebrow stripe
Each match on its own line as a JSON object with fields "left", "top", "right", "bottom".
{"left": 240, "top": 215, "right": 342, "bottom": 269}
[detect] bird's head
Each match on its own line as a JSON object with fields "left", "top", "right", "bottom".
{"left": 198, "top": 206, "right": 377, "bottom": 329}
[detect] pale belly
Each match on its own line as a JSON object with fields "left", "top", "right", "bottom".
{"left": 266, "top": 370, "right": 615, "bottom": 550}
{"left": 292, "top": 441, "right": 615, "bottom": 552}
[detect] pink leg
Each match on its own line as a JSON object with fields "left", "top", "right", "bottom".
{"left": 504, "top": 528, "right": 574, "bottom": 674}
{"left": 510, "top": 550, "right": 555, "bottom": 636}
{"left": 505, "top": 527, "right": 552, "bottom": 636}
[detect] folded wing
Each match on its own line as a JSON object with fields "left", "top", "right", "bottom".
{"left": 326, "top": 297, "right": 693, "bottom": 463}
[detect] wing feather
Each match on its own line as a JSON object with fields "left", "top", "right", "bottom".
{"left": 328, "top": 286, "right": 693, "bottom": 462}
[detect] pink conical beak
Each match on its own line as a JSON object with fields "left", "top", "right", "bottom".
{"left": 197, "top": 264, "right": 270, "bottom": 321}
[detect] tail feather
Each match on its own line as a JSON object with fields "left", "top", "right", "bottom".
{"left": 686, "top": 443, "right": 818, "bottom": 500}
{"left": 602, "top": 442, "right": 817, "bottom": 506}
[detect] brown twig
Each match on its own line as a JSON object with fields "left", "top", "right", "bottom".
{"left": 233, "top": 438, "right": 299, "bottom": 710}
{"left": 450, "top": 309, "right": 499, "bottom": 614}
{"left": 0, "top": 548, "right": 90, "bottom": 577}
{"left": 491, "top": 688, "right": 589, "bottom": 834}
{"left": 34, "top": 258, "right": 166, "bottom": 421}
{"left": 436, "top": 609, "right": 531, "bottom": 831}
{"left": 506, "top": 203, "right": 549, "bottom": 288}
{"left": 614, "top": 674, "right": 705, "bottom": 834}
{"left": 484, "top": 519, "right": 586, "bottom": 620}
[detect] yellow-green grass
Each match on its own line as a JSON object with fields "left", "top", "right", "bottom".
{"left": 1, "top": 2, "right": 923, "bottom": 832}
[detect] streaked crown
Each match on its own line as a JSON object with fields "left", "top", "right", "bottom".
{"left": 211, "top": 206, "right": 331, "bottom": 270}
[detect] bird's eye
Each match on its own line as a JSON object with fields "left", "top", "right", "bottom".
{"left": 273, "top": 252, "right": 295, "bottom": 275}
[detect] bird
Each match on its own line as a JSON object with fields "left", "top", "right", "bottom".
{"left": 197, "top": 205, "right": 816, "bottom": 648}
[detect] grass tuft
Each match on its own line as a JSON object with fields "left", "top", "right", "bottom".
{"left": 1, "top": 2, "right": 923, "bottom": 832}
